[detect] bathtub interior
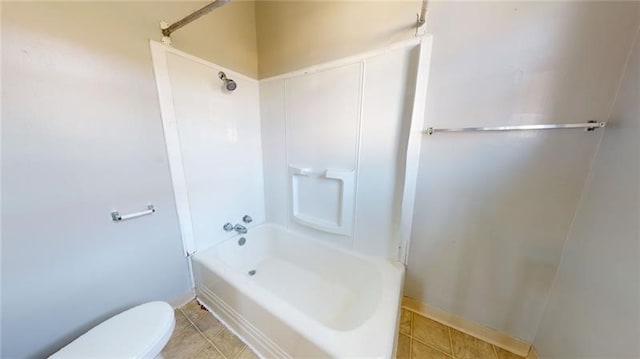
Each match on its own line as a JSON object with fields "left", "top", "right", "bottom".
{"left": 211, "top": 225, "right": 383, "bottom": 331}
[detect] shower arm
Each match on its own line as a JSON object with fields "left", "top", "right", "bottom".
{"left": 161, "top": 0, "right": 232, "bottom": 39}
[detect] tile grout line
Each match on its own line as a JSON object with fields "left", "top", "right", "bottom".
{"left": 447, "top": 326, "right": 454, "bottom": 358}
{"left": 189, "top": 341, "right": 220, "bottom": 359}
{"left": 178, "top": 308, "right": 212, "bottom": 358}
{"left": 179, "top": 305, "right": 230, "bottom": 359}
{"left": 234, "top": 346, "right": 252, "bottom": 359}
{"left": 408, "top": 310, "right": 412, "bottom": 337}
{"left": 405, "top": 309, "right": 455, "bottom": 359}
{"left": 180, "top": 302, "right": 254, "bottom": 359}
{"left": 192, "top": 322, "right": 228, "bottom": 359}
{"left": 179, "top": 307, "right": 206, "bottom": 326}
{"left": 408, "top": 311, "right": 413, "bottom": 357}
{"left": 409, "top": 332, "right": 454, "bottom": 358}
{"left": 230, "top": 340, "right": 251, "bottom": 359}
{"left": 410, "top": 310, "right": 454, "bottom": 358}
{"left": 403, "top": 307, "right": 525, "bottom": 359}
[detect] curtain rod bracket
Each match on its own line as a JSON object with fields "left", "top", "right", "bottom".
{"left": 415, "top": 0, "right": 428, "bottom": 37}
{"left": 159, "top": 21, "right": 171, "bottom": 45}
{"left": 160, "top": 0, "right": 231, "bottom": 42}
{"left": 415, "top": 15, "right": 427, "bottom": 37}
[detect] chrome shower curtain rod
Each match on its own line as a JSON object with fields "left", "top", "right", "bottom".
{"left": 161, "top": 0, "right": 231, "bottom": 38}
{"left": 424, "top": 121, "right": 606, "bottom": 135}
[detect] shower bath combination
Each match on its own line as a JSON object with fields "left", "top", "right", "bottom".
{"left": 150, "top": 36, "right": 433, "bottom": 358}
{"left": 150, "top": 1, "right": 434, "bottom": 357}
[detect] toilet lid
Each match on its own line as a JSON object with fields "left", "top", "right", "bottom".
{"left": 50, "top": 301, "right": 175, "bottom": 359}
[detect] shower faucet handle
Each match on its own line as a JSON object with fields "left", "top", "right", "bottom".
{"left": 242, "top": 215, "right": 253, "bottom": 224}
{"left": 223, "top": 222, "right": 234, "bottom": 232}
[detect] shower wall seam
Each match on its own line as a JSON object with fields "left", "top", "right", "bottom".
{"left": 283, "top": 79, "right": 291, "bottom": 230}
{"left": 351, "top": 60, "right": 367, "bottom": 250}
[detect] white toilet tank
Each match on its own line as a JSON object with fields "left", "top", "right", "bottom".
{"left": 50, "top": 301, "right": 175, "bottom": 359}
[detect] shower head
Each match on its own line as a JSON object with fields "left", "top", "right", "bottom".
{"left": 218, "top": 71, "right": 237, "bottom": 91}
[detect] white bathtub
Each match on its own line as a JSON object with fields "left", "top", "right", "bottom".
{"left": 192, "top": 223, "right": 405, "bottom": 358}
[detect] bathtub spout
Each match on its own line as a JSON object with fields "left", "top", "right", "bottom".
{"left": 234, "top": 224, "right": 248, "bottom": 234}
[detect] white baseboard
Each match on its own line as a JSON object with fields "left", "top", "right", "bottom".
{"left": 402, "top": 297, "right": 531, "bottom": 357}
{"left": 169, "top": 288, "right": 196, "bottom": 308}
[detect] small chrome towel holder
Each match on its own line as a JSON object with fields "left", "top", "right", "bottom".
{"left": 111, "top": 204, "right": 156, "bottom": 222}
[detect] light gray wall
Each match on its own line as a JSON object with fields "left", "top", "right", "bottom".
{"left": 1, "top": 2, "right": 258, "bottom": 358}
{"left": 533, "top": 33, "right": 640, "bottom": 359}
{"left": 404, "top": 1, "right": 640, "bottom": 342}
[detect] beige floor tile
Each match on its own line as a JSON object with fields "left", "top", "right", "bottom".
{"left": 450, "top": 329, "right": 496, "bottom": 359}
{"left": 191, "top": 344, "right": 226, "bottom": 359}
{"left": 396, "top": 334, "right": 411, "bottom": 359}
{"left": 237, "top": 346, "right": 260, "bottom": 359}
{"left": 399, "top": 309, "right": 412, "bottom": 336}
{"left": 412, "top": 315, "right": 452, "bottom": 354}
{"left": 194, "top": 314, "right": 225, "bottom": 340}
{"left": 180, "top": 300, "right": 208, "bottom": 323}
{"left": 161, "top": 326, "right": 208, "bottom": 359}
{"left": 174, "top": 310, "right": 192, "bottom": 331}
{"left": 211, "top": 327, "right": 247, "bottom": 358}
{"left": 495, "top": 347, "right": 525, "bottom": 359}
{"left": 411, "top": 340, "right": 451, "bottom": 359}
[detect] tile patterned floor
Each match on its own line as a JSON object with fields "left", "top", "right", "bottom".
{"left": 397, "top": 308, "right": 528, "bottom": 359}
{"left": 166, "top": 299, "right": 528, "bottom": 359}
{"left": 162, "top": 300, "right": 258, "bottom": 359}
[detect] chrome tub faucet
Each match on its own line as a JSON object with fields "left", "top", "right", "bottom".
{"left": 223, "top": 215, "right": 252, "bottom": 234}
{"left": 233, "top": 224, "right": 248, "bottom": 234}
{"left": 223, "top": 222, "right": 248, "bottom": 234}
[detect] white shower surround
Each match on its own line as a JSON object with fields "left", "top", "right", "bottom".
{"left": 150, "top": 42, "right": 266, "bottom": 257}
{"left": 151, "top": 37, "right": 431, "bottom": 260}
{"left": 151, "top": 37, "right": 432, "bottom": 358}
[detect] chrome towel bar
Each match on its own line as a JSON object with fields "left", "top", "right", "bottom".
{"left": 111, "top": 205, "right": 156, "bottom": 222}
{"left": 424, "top": 121, "right": 606, "bottom": 135}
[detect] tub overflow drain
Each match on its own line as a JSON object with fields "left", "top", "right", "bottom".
{"left": 248, "top": 270, "right": 256, "bottom": 276}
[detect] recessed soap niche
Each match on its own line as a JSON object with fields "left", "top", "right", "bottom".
{"left": 289, "top": 166, "right": 356, "bottom": 236}
{"left": 285, "top": 63, "right": 362, "bottom": 237}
